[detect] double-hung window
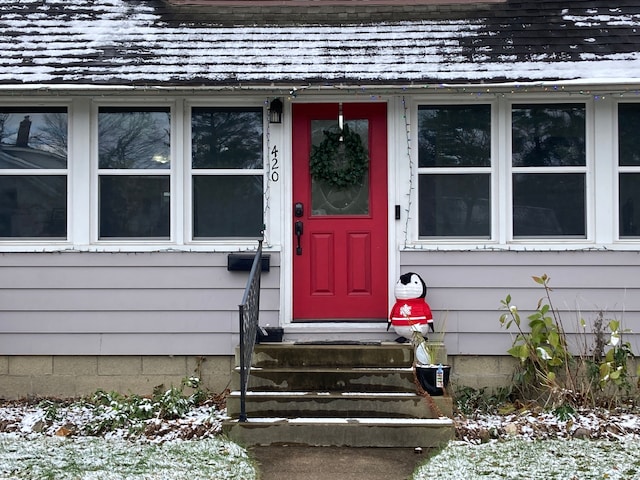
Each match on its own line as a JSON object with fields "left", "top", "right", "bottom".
{"left": 617, "top": 103, "right": 640, "bottom": 238}
{"left": 97, "top": 106, "right": 171, "bottom": 240}
{"left": 511, "top": 103, "right": 587, "bottom": 238}
{"left": 190, "top": 107, "right": 264, "bottom": 239}
{"left": 417, "top": 104, "right": 492, "bottom": 238}
{"left": 416, "top": 102, "right": 588, "bottom": 244}
{"left": 0, "top": 107, "right": 68, "bottom": 239}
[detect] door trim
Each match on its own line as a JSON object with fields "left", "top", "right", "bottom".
{"left": 283, "top": 100, "right": 395, "bottom": 327}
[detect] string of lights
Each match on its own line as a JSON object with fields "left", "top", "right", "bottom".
{"left": 401, "top": 95, "right": 414, "bottom": 249}
{"left": 262, "top": 97, "right": 272, "bottom": 247}
{"left": 279, "top": 80, "right": 640, "bottom": 101}
{"left": 10, "top": 78, "right": 640, "bottom": 99}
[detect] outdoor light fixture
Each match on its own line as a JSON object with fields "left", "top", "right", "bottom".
{"left": 268, "top": 98, "right": 283, "bottom": 124}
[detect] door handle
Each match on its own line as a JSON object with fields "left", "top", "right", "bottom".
{"left": 295, "top": 221, "right": 304, "bottom": 255}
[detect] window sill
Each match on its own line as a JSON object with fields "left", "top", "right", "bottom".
{"left": 400, "top": 242, "right": 640, "bottom": 252}
{"left": 0, "top": 241, "right": 277, "bottom": 253}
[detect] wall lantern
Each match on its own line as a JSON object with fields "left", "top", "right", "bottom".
{"left": 269, "top": 98, "right": 283, "bottom": 124}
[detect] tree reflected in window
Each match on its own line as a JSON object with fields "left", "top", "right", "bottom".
{"left": 99, "top": 107, "right": 170, "bottom": 169}
{"left": 0, "top": 108, "right": 67, "bottom": 238}
{"left": 192, "top": 107, "right": 262, "bottom": 169}
{"left": 418, "top": 105, "right": 491, "bottom": 238}
{"left": 512, "top": 104, "right": 585, "bottom": 167}
{"left": 191, "top": 107, "right": 264, "bottom": 239}
{"left": 98, "top": 107, "right": 171, "bottom": 239}
{"left": 418, "top": 105, "right": 491, "bottom": 168}
{"left": 512, "top": 104, "right": 586, "bottom": 238}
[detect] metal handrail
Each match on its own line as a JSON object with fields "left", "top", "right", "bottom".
{"left": 238, "top": 239, "right": 263, "bottom": 422}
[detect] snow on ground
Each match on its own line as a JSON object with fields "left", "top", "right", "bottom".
{"left": 0, "top": 399, "right": 639, "bottom": 479}
{"left": 0, "top": 399, "right": 226, "bottom": 443}
{"left": 0, "top": 402, "right": 640, "bottom": 443}
{"left": 456, "top": 406, "right": 640, "bottom": 444}
{"left": 0, "top": 399, "right": 257, "bottom": 480}
{"left": 0, "top": 435, "right": 257, "bottom": 480}
{"left": 414, "top": 439, "right": 640, "bottom": 480}
{"left": 428, "top": 405, "right": 640, "bottom": 480}
{"left": 0, "top": 398, "right": 638, "bottom": 444}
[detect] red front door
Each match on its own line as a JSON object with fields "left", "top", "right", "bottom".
{"left": 292, "top": 103, "right": 388, "bottom": 321}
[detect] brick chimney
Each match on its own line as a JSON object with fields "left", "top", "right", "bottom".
{"left": 16, "top": 115, "right": 31, "bottom": 147}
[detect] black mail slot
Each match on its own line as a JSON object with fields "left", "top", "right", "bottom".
{"left": 227, "top": 253, "right": 270, "bottom": 272}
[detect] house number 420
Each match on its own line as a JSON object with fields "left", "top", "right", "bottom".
{"left": 270, "top": 145, "right": 279, "bottom": 182}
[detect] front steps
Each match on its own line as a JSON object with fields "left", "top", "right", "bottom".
{"left": 223, "top": 343, "right": 455, "bottom": 448}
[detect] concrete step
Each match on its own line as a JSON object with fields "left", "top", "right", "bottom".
{"left": 236, "top": 366, "right": 417, "bottom": 392}
{"left": 244, "top": 342, "right": 447, "bottom": 368}
{"left": 226, "top": 391, "right": 453, "bottom": 419}
{"left": 222, "top": 416, "right": 454, "bottom": 448}
{"left": 227, "top": 342, "right": 455, "bottom": 447}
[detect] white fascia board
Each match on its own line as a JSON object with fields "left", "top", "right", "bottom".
{"left": 2, "top": 79, "right": 640, "bottom": 94}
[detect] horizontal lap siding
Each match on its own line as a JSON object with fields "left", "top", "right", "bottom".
{"left": 400, "top": 250, "right": 640, "bottom": 356}
{"left": 5, "top": 249, "right": 639, "bottom": 357}
{"left": 0, "top": 252, "right": 279, "bottom": 355}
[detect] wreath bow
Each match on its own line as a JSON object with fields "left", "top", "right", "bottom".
{"left": 309, "top": 124, "right": 369, "bottom": 189}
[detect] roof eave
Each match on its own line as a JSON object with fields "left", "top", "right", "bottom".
{"left": 1, "top": 78, "right": 640, "bottom": 95}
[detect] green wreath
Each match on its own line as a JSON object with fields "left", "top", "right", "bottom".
{"left": 309, "top": 124, "right": 369, "bottom": 189}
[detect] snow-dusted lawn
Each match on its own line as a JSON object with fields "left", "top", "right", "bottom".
{"left": 3, "top": 434, "right": 640, "bottom": 480}
{"left": 0, "top": 398, "right": 259, "bottom": 479}
{"left": 1, "top": 399, "right": 640, "bottom": 479}
{"left": 414, "top": 438, "right": 640, "bottom": 480}
{"left": 0, "top": 434, "right": 257, "bottom": 480}
{"left": 416, "top": 407, "right": 640, "bottom": 480}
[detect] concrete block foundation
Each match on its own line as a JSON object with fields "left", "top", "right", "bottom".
{"left": 0, "top": 354, "right": 519, "bottom": 400}
{"left": 0, "top": 355, "right": 234, "bottom": 400}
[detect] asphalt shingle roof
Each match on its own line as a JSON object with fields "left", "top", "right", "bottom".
{"left": 0, "top": 0, "right": 639, "bottom": 87}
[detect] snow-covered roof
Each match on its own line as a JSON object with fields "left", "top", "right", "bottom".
{"left": 1, "top": 0, "right": 640, "bottom": 88}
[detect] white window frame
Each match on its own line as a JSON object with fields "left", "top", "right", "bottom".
{"left": 407, "top": 95, "right": 595, "bottom": 250}
{"left": 506, "top": 99, "right": 593, "bottom": 244}
{"left": 90, "top": 100, "right": 176, "bottom": 246}
{"left": 184, "top": 100, "right": 267, "bottom": 246}
{"left": 0, "top": 95, "right": 276, "bottom": 253}
{"left": 615, "top": 100, "right": 640, "bottom": 242}
{"left": 415, "top": 101, "right": 497, "bottom": 242}
{"left": 0, "top": 102, "right": 71, "bottom": 247}
{"left": 92, "top": 102, "right": 175, "bottom": 245}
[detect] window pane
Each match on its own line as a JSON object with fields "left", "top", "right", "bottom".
{"left": 418, "top": 105, "right": 491, "bottom": 168}
{"left": 620, "top": 173, "right": 640, "bottom": 237}
{"left": 512, "top": 104, "right": 585, "bottom": 167}
{"left": 0, "top": 108, "right": 67, "bottom": 169}
{"left": 192, "top": 107, "right": 263, "bottom": 169}
{"left": 419, "top": 174, "right": 490, "bottom": 237}
{"left": 193, "top": 175, "right": 263, "bottom": 238}
{"left": 311, "top": 119, "right": 369, "bottom": 216}
{"left": 99, "top": 176, "right": 170, "bottom": 238}
{"left": 513, "top": 173, "right": 585, "bottom": 237}
{"left": 0, "top": 175, "right": 66, "bottom": 238}
{"left": 618, "top": 104, "right": 640, "bottom": 166}
{"left": 98, "top": 107, "right": 170, "bottom": 169}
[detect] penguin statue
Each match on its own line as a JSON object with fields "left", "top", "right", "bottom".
{"left": 388, "top": 272, "right": 434, "bottom": 343}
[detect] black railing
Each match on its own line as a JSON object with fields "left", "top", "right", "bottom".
{"left": 238, "top": 239, "right": 263, "bottom": 422}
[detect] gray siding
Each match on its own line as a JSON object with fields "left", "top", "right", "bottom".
{"left": 3, "top": 249, "right": 640, "bottom": 359}
{"left": 0, "top": 251, "right": 280, "bottom": 355}
{"left": 401, "top": 250, "right": 640, "bottom": 356}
